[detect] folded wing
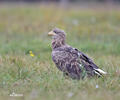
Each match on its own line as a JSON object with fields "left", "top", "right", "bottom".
{"left": 52, "top": 46, "right": 107, "bottom": 79}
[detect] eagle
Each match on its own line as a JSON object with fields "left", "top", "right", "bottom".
{"left": 48, "top": 28, "right": 107, "bottom": 79}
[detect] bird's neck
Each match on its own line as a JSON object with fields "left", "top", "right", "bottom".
{"left": 52, "top": 39, "right": 65, "bottom": 49}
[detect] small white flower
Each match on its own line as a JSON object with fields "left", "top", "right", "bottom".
{"left": 96, "top": 84, "right": 99, "bottom": 88}
{"left": 3, "top": 81, "right": 5, "bottom": 85}
{"left": 67, "top": 92, "right": 74, "bottom": 98}
{"left": 72, "top": 19, "right": 79, "bottom": 25}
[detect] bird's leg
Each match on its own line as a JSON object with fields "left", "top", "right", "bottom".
{"left": 63, "top": 72, "right": 69, "bottom": 79}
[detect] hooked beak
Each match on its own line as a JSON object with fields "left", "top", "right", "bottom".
{"left": 48, "top": 31, "right": 56, "bottom": 36}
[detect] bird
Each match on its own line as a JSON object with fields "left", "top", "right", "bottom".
{"left": 48, "top": 28, "right": 107, "bottom": 80}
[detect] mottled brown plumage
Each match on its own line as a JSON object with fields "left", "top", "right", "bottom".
{"left": 48, "top": 28, "right": 107, "bottom": 79}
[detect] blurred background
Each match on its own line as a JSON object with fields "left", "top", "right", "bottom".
{"left": 0, "top": 0, "right": 120, "bottom": 100}
{"left": 0, "top": 0, "right": 120, "bottom": 3}
{"left": 0, "top": 0, "right": 120, "bottom": 5}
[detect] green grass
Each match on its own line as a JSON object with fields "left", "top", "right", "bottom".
{"left": 0, "top": 4, "right": 120, "bottom": 100}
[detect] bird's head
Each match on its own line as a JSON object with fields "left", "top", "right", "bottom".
{"left": 48, "top": 28, "right": 66, "bottom": 39}
{"left": 48, "top": 28, "right": 66, "bottom": 49}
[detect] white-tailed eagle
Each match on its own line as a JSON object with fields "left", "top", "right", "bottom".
{"left": 48, "top": 28, "right": 107, "bottom": 79}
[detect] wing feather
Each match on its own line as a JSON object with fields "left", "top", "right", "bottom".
{"left": 52, "top": 46, "right": 106, "bottom": 79}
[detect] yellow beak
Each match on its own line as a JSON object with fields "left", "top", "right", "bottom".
{"left": 48, "top": 31, "right": 56, "bottom": 36}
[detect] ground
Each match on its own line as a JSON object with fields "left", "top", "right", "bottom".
{"left": 0, "top": 3, "right": 120, "bottom": 100}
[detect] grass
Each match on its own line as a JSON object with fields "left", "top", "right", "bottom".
{"left": 0, "top": 3, "right": 120, "bottom": 100}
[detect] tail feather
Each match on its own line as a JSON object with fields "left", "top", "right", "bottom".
{"left": 94, "top": 71, "right": 102, "bottom": 76}
{"left": 94, "top": 68, "right": 107, "bottom": 76}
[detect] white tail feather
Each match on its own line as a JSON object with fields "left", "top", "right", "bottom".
{"left": 95, "top": 69, "right": 107, "bottom": 75}
{"left": 94, "top": 71, "right": 102, "bottom": 76}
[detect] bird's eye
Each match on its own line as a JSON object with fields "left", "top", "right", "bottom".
{"left": 53, "top": 30, "right": 57, "bottom": 34}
